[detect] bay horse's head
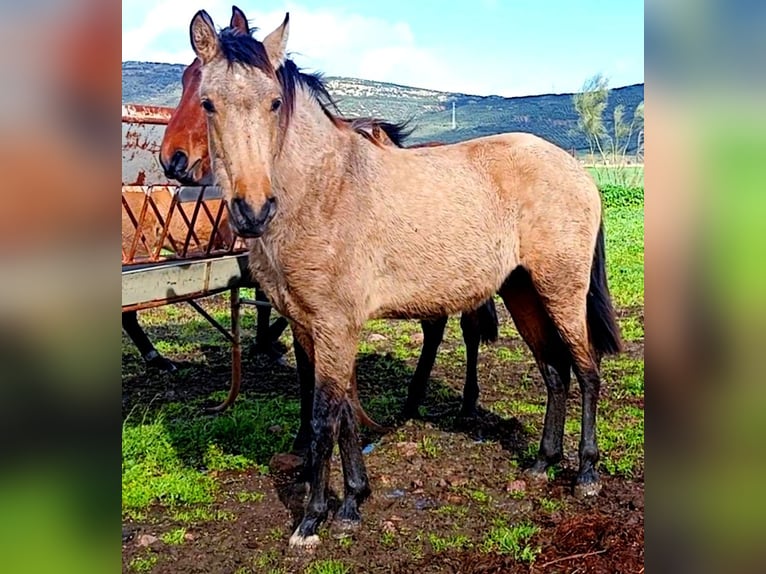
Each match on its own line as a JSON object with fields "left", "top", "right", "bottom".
{"left": 189, "top": 8, "right": 291, "bottom": 238}
{"left": 159, "top": 6, "right": 251, "bottom": 185}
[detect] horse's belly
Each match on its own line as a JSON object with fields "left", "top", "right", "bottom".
{"left": 371, "top": 239, "right": 514, "bottom": 319}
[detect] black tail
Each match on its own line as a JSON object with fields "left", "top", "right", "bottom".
{"left": 587, "top": 221, "right": 623, "bottom": 357}
{"left": 475, "top": 298, "right": 499, "bottom": 344}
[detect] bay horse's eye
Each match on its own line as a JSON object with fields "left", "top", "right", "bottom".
{"left": 270, "top": 98, "right": 282, "bottom": 112}
{"left": 201, "top": 99, "right": 216, "bottom": 113}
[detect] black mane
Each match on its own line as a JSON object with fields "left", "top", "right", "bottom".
{"left": 217, "top": 27, "right": 414, "bottom": 146}
{"left": 218, "top": 27, "right": 338, "bottom": 122}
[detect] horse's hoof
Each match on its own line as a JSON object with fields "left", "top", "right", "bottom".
{"left": 147, "top": 356, "right": 178, "bottom": 373}
{"left": 288, "top": 531, "right": 320, "bottom": 549}
{"left": 335, "top": 519, "right": 361, "bottom": 532}
{"left": 573, "top": 481, "right": 602, "bottom": 499}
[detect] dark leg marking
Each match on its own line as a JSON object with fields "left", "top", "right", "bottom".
{"left": 290, "top": 381, "right": 343, "bottom": 547}
{"left": 459, "top": 311, "right": 481, "bottom": 417}
{"left": 335, "top": 399, "right": 371, "bottom": 526}
{"left": 403, "top": 316, "right": 448, "bottom": 418}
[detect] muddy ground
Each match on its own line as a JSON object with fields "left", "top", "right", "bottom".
{"left": 122, "top": 298, "right": 643, "bottom": 573}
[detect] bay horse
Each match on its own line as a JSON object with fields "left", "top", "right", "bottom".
{"left": 122, "top": 310, "right": 177, "bottom": 373}
{"left": 160, "top": 7, "right": 499, "bottom": 436}
{"left": 190, "top": 9, "right": 621, "bottom": 547}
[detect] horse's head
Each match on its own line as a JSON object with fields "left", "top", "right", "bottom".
{"left": 189, "top": 8, "right": 290, "bottom": 238}
{"left": 159, "top": 6, "right": 251, "bottom": 185}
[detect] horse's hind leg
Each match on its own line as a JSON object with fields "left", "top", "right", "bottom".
{"left": 516, "top": 266, "right": 605, "bottom": 498}
{"left": 402, "top": 316, "right": 448, "bottom": 418}
{"left": 498, "top": 270, "right": 571, "bottom": 480}
{"left": 459, "top": 311, "right": 481, "bottom": 417}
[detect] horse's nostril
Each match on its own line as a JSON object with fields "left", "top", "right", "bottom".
{"left": 169, "top": 150, "right": 188, "bottom": 173}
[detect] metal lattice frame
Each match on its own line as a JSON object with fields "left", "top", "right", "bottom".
{"left": 122, "top": 104, "right": 258, "bottom": 413}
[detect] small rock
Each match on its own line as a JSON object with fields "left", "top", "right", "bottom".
{"left": 369, "top": 333, "right": 387, "bottom": 342}
{"left": 396, "top": 441, "right": 419, "bottom": 458}
{"left": 505, "top": 479, "right": 527, "bottom": 494}
{"left": 414, "top": 497, "right": 438, "bottom": 511}
{"left": 136, "top": 534, "right": 158, "bottom": 547}
{"left": 184, "top": 532, "right": 196, "bottom": 541}
{"left": 268, "top": 425, "right": 283, "bottom": 434}
{"left": 436, "top": 478, "right": 448, "bottom": 488}
{"left": 383, "top": 488, "right": 406, "bottom": 500}
{"left": 381, "top": 520, "right": 396, "bottom": 533}
{"left": 447, "top": 476, "right": 467, "bottom": 487}
{"left": 410, "top": 332, "right": 424, "bottom": 344}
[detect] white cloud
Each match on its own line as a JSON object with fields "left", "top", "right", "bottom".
{"left": 121, "top": 1, "right": 541, "bottom": 96}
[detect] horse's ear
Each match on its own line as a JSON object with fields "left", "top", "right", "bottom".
{"left": 230, "top": 6, "right": 249, "bottom": 34}
{"left": 190, "top": 10, "right": 220, "bottom": 64}
{"left": 263, "top": 13, "right": 289, "bottom": 69}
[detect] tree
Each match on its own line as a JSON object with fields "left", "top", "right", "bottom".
{"left": 572, "top": 73, "right": 609, "bottom": 160}
{"left": 573, "top": 73, "right": 644, "bottom": 164}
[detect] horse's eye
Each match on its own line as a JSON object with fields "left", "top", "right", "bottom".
{"left": 201, "top": 99, "right": 216, "bottom": 113}
{"left": 270, "top": 98, "right": 282, "bottom": 112}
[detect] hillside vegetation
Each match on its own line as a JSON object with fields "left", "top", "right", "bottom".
{"left": 122, "top": 61, "right": 643, "bottom": 152}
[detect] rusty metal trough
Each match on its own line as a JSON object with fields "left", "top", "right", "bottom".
{"left": 121, "top": 104, "right": 261, "bottom": 412}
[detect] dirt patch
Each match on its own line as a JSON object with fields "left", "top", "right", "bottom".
{"left": 123, "top": 299, "right": 643, "bottom": 573}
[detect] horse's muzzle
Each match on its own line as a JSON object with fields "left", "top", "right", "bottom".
{"left": 230, "top": 196, "right": 276, "bottom": 237}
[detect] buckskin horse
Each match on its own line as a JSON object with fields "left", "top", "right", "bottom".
{"left": 189, "top": 8, "right": 621, "bottom": 547}
{"left": 159, "top": 7, "right": 499, "bottom": 441}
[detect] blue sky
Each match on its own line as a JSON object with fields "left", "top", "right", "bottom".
{"left": 123, "top": 0, "right": 643, "bottom": 97}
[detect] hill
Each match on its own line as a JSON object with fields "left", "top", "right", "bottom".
{"left": 122, "top": 61, "right": 643, "bottom": 153}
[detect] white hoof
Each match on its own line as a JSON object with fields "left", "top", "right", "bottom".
{"left": 288, "top": 529, "right": 320, "bottom": 549}
{"left": 573, "top": 481, "right": 602, "bottom": 498}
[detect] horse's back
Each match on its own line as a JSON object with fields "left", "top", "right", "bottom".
{"left": 364, "top": 130, "right": 601, "bottom": 317}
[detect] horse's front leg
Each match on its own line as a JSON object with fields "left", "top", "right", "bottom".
{"left": 291, "top": 330, "right": 315, "bottom": 458}
{"left": 290, "top": 327, "right": 364, "bottom": 548}
{"left": 335, "top": 365, "right": 371, "bottom": 526}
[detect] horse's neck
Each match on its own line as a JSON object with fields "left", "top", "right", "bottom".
{"left": 272, "top": 93, "right": 358, "bottom": 221}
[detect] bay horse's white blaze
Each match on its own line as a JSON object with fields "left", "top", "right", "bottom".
{"left": 190, "top": 7, "right": 622, "bottom": 548}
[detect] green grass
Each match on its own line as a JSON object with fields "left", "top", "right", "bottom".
{"left": 123, "top": 396, "right": 298, "bottom": 516}
{"left": 380, "top": 531, "right": 397, "bottom": 547}
{"left": 468, "top": 489, "right": 490, "bottom": 504}
{"left": 602, "top": 356, "right": 644, "bottom": 398}
{"left": 160, "top": 527, "right": 187, "bottom": 545}
{"left": 495, "top": 346, "right": 527, "bottom": 362}
{"left": 598, "top": 405, "right": 644, "bottom": 477}
{"left": 618, "top": 315, "right": 644, "bottom": 341}
{"left": 434, "top": 504, "right": 469, "bottom": 519}
{"left": 481, "top": 520, "right": 541, "bottom": 563}
{"left": 604, "top": 203, "right": 644, "bottom": 308}
{"left": 169, "top": 507, "right": 234, "bottom": 524}
{"left": 589, "top": 165, "right": 645, "bottom": 189}
{"left": 304, "top": 560, "right": 351, "bottom": 574}
{"left": 419, "top": 435, "right": 440, "bottom": 458}
{"left": 235, "top": 491, "right": 265, "bottom": 503}
{"left": 429, "top": 533, "right": 472, "bottom": 553}
{"left": 563, "top": 402, "right": 644, "bottom": 477}
{"left": 129, "top": 555, "right": 158, "bottom": 572}
{"left": 539, "top": 497, "right": 563, "bottom": 513}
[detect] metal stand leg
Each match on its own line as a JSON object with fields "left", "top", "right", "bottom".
{"left": 205, "top": 287, "right": 242, "bottom": 413}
